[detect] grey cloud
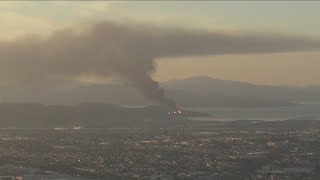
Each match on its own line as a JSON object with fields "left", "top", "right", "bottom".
{"left": 0, "top": 21, "right": 319, "bottom": 108}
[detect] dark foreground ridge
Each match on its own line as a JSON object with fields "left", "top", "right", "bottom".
{"left": 0, "top": 103, "right": 209, "bottom": 128}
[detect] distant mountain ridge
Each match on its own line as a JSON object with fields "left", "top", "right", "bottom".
{"left": 0, "top": 76, "right": 319, "bottom": 107}
{"left": 163, "top": 76, "right": 320, "bottom": 106}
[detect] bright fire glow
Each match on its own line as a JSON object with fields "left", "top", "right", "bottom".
{"left": 168, "top": 109, "right": 183, "bottom": 116}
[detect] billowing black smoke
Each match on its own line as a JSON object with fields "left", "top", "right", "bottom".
{"left": 127, "top": 72, "right": 177, "bottom": 109}
{"left": 0, "top": 21, "right": 319, "bottom": 108}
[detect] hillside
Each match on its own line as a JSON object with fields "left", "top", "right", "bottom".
{"left": 1, "top": 76, "right": 319, "bottom": 107}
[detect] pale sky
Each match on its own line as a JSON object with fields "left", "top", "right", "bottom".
{"left": 1, "top": 1, "right": 320, "bottom": 86}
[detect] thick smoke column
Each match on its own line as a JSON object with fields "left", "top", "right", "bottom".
{"left": 0, "top": 21, "right": 319, "bottom": 108}
{"left": 128, "top": 71, "right": 177, "bottom": 109}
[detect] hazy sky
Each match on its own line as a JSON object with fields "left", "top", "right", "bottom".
{"left": 1, "top": 1, "right": 320, "bottom": 86}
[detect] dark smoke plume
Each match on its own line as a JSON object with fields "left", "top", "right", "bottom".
{"left": 0, "top": 21, "right": 319, "bottom": 108}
